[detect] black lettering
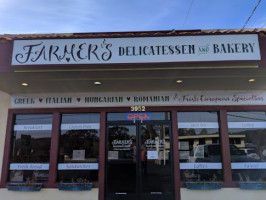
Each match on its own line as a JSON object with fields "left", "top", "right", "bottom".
{"left": 59, "top": 44, "right": 77, "bottom": 61}
{"left": 31, "top": 45, "right": 47, "bottom": 62}
{"left": 119, "top": 47, "right": 125, "bottom": 56}
{"left": 221, "top": 44, "right": 227, "bottom": 53}
{"left": 235, "top": 43, "right": 241, "bottom": 53}
{"left": 143, "top": 46, "right": 149, "bottom": 55}
{"left": 162, "top": 45, "right": 168, "bottom": 55}
{"left": 102, "top": 44, "right": 112, "bottom": 61}
{"left": 150, "top": 46, "right": 154, "bottom": 55}
{"left": 189, "top": 45, "right": 195, "bottom": 54}
{"left": 15, "top": 43, "right": 43, "bottom": 64}
{"left": 126, "top": 46, "right": 132, "bottom": 56}
{"left": 77, "top": 43, "right": 87, "bottom": 60}
{"left": 155, "top": 46, "right": 161, "bottom": 55}
{"left": 168, "top": 45, "right": 174, "bottom": 54}
{"left": 182, "top": 45, "right": 188, "bottom": 54}
{"left": 175, "top": 45, "right": 181, "bottom": 54}
{"left": 249, "top": 43, "right": 255, "bottom": 52}
{"left": 49, "top": 45, "right": 60, "bottom": 61}
{"left": 132, "top": 46, "right": 138, "bottom": 56}
{"left": 227, "top": 44, "right": 234, "bottom": 53}
{"left": 88, "top": 44, "right": 100, "bottom": 60}
{"left": 213, "top": 44, "right": 219, "bottom": 53}
{"left": 242, "top": 43, "right": 249, "bottom": 53}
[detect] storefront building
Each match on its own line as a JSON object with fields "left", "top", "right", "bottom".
{"left": 0, "top": 29, "right": 266, "bottom": 200}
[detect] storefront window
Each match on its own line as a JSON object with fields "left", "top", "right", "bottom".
{"left": 58, "top": 113, "right": 100, "bottom": 182}
{"left": 178, "top": 112, "right": 223, "bottom": 182}
{"left": 227, "top": 112, "right": 266, "bottom": 182}
{"left": 9, "top": 114, "right": 53, "bottom": 182}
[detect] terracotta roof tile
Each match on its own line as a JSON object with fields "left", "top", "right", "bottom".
{"left": 0, "top": 29, "right": 265, "bottom": 42}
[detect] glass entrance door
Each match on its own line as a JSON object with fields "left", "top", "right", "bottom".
{"left": 106, "top": 124, "right": 137, "bottom": 200}
{"left": 140, "top": 124, "right": 173, "bottom": 200}
{"left": 106, "top": 116, "right": 174, "bottom": 200}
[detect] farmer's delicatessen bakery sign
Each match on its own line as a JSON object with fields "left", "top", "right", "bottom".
{"left": 11, "top": 91, "right": 266, "bottom": 108}
{"left": 11, "top": 34, "right": 260, "bottom": 65}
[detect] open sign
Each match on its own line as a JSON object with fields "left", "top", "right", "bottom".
{"left": 126, "top": 112, "right": 151, "bottom": 121}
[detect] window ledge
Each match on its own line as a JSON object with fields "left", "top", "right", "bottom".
{"left": 7, "top": 183, "right": 42, "bottom": 192}
{"left": 239, "top": 182, "right": 266, "bottom": 190}
{"left": 185, "top": 182, "right": 223, "bottom": 190}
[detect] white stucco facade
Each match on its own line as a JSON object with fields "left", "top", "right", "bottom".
{"left": 0, "top": 91, "right": 10, "bottom": 181}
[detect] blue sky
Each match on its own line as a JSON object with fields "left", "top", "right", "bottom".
{"left": 0, "top": 0, "right": 265, "bottom": 34}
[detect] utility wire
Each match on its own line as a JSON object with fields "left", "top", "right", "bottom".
{"left": 183, "top": 0, "right": 195, "bottom": 27}
{"left": 261, "top": 21, "right": 266, "bottom": 28}
{"left": 242, "top": 0, "right": 262, "bottom": 29}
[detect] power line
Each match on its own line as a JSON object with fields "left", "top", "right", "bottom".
{"left": 242, "top": 0, "right": 262, "bottom": 29}
{"left": 183, "top": 0, "right": 195, "bottom": 27}
{"left": 261, "top": 21, "right": 266, "bottom": 28}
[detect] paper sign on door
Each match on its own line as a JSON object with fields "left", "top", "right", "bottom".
{"left": 147, "top": 151, "right": 158, "bottom": 160}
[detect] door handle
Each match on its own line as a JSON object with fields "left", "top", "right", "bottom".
{"left": 115, "top": 193, "right": 127, "bottom": 195}
{"left": 151, "top": 192, "right": 162, "bottom": 195}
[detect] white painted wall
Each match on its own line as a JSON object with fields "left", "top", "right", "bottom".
{"left": 0, "top": 91, "right": 10, "bottom": 181}
{"left": 1, "top": 188, "right": 265, "bottom": 200}
{"left": 0, "top": 188, "right": 98, "bottom": 200}
{"left": 181, "top": 188, "right": 266, "bottom": 200}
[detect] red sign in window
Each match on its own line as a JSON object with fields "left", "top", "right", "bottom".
{"left": 126, "top": 112, "right": 151, "bottom": 121}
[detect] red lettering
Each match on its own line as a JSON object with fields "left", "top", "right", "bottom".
{"left": 127, "top": 114, "right": 134, "bottom": 120}
{"left": 127, "top": 113, "right": 151, "bottom": 121}
{"left": 144, "top": 114, "right": 150, "bottom": 119}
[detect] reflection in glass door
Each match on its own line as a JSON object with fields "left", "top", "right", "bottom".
{"left": 106, "top": 121, "right": 173, "bottom": 200}
{"left": 106, "top": 125, "right": 137, "bottom": 200}
{"left": 140, "top": 124, "right": 173, "bottom": 200}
